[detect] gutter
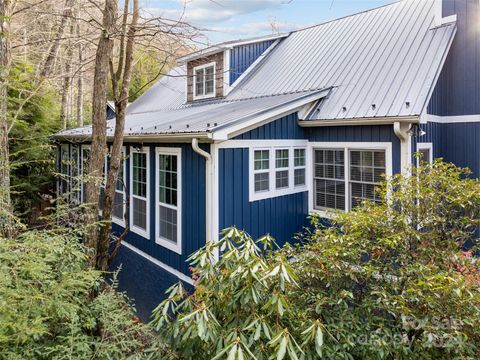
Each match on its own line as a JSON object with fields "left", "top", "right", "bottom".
{"left": 298, "top": 116, "right": 419, "bottom": 127}
{"left": 191, "top": 138, "right": 215, "bottom": 259}
{"left": 52, "top": 132, "right": 212, "bottom": 143}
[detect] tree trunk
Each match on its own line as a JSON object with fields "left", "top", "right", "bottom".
{"left": 84, "top": 0, "right": 117, "bottom": 267}
{"left": 97, "top": 0, "right": 139, "bottom": 271}
{"left": 76, "top": 24, "right": 84, "bottom": 127}
{"left": 60, "top": 21, "right": 74, "bottom": 130}
{"left": 0, "top": 0, "right": 12, "bottom": 236}
{"left": 40, "top": 0, "right": 74, "bottom": 78}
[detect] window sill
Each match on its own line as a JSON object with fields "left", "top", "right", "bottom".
{"left": 131, "top": 225, "right": 149, "bottom": 240}
{"left": 156, "top": 237, "right": 182, "bottom": 254}
{"left": 249, "top": 185, "right": 308, "bottom": 202}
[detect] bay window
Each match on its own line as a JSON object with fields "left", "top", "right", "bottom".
{"left": 155, "top": 148, "right": 182, "bottom": 253}
{"left": 130, "top": 147, "right": 150, "bottom": 238}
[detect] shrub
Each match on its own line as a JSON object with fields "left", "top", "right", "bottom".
{"left": 286, "top": 160, "right": 480, "bottom": 359}
{"left": 0, "top": 228, "right": 169, "bottom": 359}
{"left": 154, "top": 160, "right": 480, "bottom": 359}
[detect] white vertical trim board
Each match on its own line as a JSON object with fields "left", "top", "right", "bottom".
{"left": 121, "top": 241, "right": 193, "bottom": 285}
{"left": 416, "top": 142, "right": 433, "bottom": 165}
{"left": 129, "top": 146, "right": 151, "bottom": 239}
{"left": 154, "top": 147, "right": 182, "bottom": 254}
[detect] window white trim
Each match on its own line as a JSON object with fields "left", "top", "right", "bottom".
{"left": 79, "top": 144, "right": 90, "bottom": 203}
{"left": 307, "top": 142, "right": 393, "bottom": 218}
{"left": 248, "top": 141, "right": 309, "bottom": 202}
{"left": 129, "top": 146, "right": 150, "bottom": 239}
{"left": 416, "top": 142, "right": 433, "bottom": 165}
{"left": 112, "top": 146, "right": 127, "bottom": 227}
{"left": 155, "top": 147, "right": 182, "bottom": 254}
{"left": 193, "top": 62, "right": 216, "bottom": 100}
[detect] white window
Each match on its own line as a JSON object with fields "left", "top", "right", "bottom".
{"left": 193, "top": 62, "right": 215, "bottom": 100}
{"left": 155, "top": 148, "right": 182, "bottom": 253}
{"left": 275, "top": 149, "right": 289, "bottom": 189}
{"left": 80, "top": 145, "right": 90, "bottom": 203}
{"left": 130, "top": 147, "right": 150, "bottom": 238}
{"left": 293, "top": 148, "right": 306, "bottom": 186}
{"left": 310, "top": 143, "right": 392, "bottom": 215}
{"left": 416, "top": 143, "right": 433, "bottom": 165}
{"left": 253, "top": 149, "right": 270, "bottom": 193}
{"left": 112, "top": 147, "right": 126, "bottom": 226}
{"left": 249, "top": 143, "right": 308, "bottom": 202}
{"left": 58, "top": 144, "right": 70, "bottom": 196}
{"left": 99, "top": 154, "right": 107, "bottom": 213}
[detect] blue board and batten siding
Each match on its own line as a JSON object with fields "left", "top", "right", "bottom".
{"left": 219, "top": 113, "right": 402, "bottom": 246}
{"left": 422, "top": 0, "right": 480, "bottom": 177}
{"left": 111, "top": 143, "right": 207, "bottom": 276}
{"left": 229, "top": 40, "right": 276, "bottom": 85}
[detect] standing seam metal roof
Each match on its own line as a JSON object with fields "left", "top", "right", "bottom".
{"left": 57, "top": 0, "right": 456, "bottom": 138}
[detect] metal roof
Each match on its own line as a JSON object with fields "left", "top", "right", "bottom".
{"left": 57, "top": 0, "right": 457, "bottom": 140}
{"left": 56, "top": 90, "right": 329, "bottom": 140}
{"left": 228, "top": 0, "right": 456, "bottom": 121}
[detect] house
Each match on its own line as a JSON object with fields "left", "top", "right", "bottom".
{"left": 54, "top": 0, "right": 480, "bottom": 315}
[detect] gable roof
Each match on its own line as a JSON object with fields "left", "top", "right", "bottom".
{"left": 228, "top": 0, "right": 456, "bottom": 121}
{"left": 56, "top": 0, "right": 456, "bottom": 141}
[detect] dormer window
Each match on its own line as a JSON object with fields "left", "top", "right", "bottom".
{"left": 193, "top": 62, "right": 215, "bottom": 100}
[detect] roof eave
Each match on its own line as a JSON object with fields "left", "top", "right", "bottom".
{"left": 298, "top": 116, "right": 420, "bottom": 127}
{"left": 53, "top": 132, "right": 212, "bottom": 143}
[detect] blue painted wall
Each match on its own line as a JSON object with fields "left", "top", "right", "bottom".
{"left": 229, "top": 40, "right": 276, "bottom": 85}
{"left": 219, "top": 147, "right": 309, "bottom": 247}
{"left": 428, "top": 0, "right": 480, "bottom": 116}
{"left": 111, "top": 142, "right": 208, "bottom": 276}
{"left": 221, "top": 114, "right": 402, "bottom": 246}
{"left": 417, "top": 122, "right": 480, "bottom": 177}
{"left": 305, "top": 124, "right": 402, "bottom": 174}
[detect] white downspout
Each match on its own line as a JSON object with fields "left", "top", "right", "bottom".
{"left": 393, "top": 121, "right": 412, "bottom": 173}
{"left": 191, "top": 138, "right": 214, "bottom": 257}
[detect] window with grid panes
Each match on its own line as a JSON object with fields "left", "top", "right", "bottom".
{"left": 132, "top": 151, "right": 148, "bottom": 231}
{"left": 194, "top": 63, "right": 215, "bottom": 98}
{"left": 294, "top": 148, "right": 306, "bottom": 186}
{"left": 313, "top": 149, "right": 345, "bottom": 210}
{"left": 112, "top": 153, "right": 125, "bottom": 222}
{"left": 253, "top": 150, "right": 270, "bottom": 193}
{"left": 157, "top": 153, "right": 179, "bottom": 244}
{"left": 275, "top": 149, "right": 289, "bottom": 189}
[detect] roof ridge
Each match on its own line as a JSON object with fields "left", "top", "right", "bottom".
{"left": 290, "top": 0, "right": 403, "bottom": 35}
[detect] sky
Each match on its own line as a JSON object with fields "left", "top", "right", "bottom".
{"left": 142, "top": 0, "right": 393, "bottom": 45}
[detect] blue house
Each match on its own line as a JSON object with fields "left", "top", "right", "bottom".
{"left": 55, "top": 0, "right": 480, "bottom": 317}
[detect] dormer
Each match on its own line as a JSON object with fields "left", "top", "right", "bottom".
{"left": 178, "top": 34, "right": 287, "bottom": 103}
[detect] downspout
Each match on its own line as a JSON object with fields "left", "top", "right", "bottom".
{"left": 192, "top": 138, "right": 214, "bottom": 258}
{"left": 393, "top": 121, "right": 412, "bottom": 173}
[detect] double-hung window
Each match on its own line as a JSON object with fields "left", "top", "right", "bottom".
{"left": 275, "top": 149, "right": 289, "bottom": 189}
{"left": 253, "top": 149, "right": 270, "bottom": 193}
{"left": 294, "top": 148, "right": 306, "bottom": 186}
{"left": 155, "top": 148, "right": 181, "bottom": 253}
{"left": 193, "top": 62, "right": 215, "bottom": 100}
{"left": 312, "top": 144, "right": 389, "bottom": 213}
{"left": 80, "top": 145, "right": 90, "bottom": 203}
{"left": 112, "top": 148, "right": 126, "bottom": 226}
{"left": 130, "top": 147, "right": 150, "bottom": 238}
{"left": 58, "top": 144, "right": 70, "bottom": 197}
{"left": 99, "top": 155, "right": 107, "bottom": 213}
{"left": 250, "top": 143, "right": 308, "bottom": 201}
